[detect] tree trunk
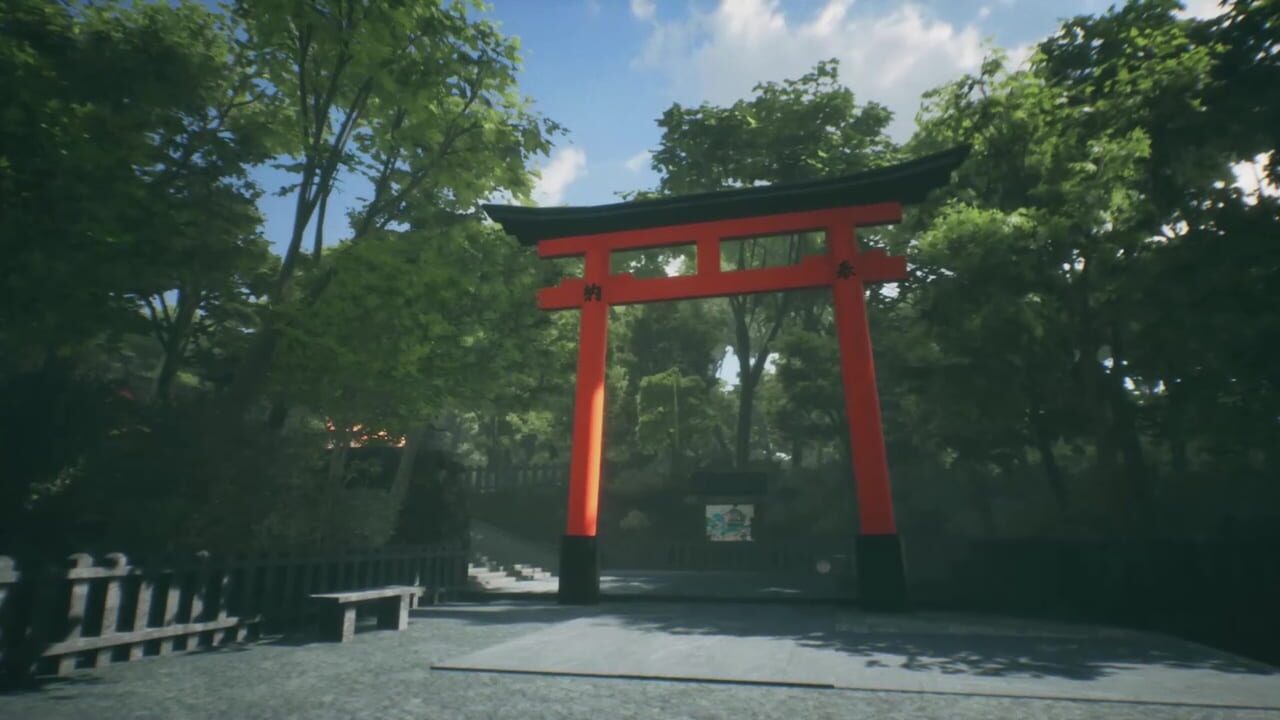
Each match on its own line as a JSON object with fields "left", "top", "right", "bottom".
{"left": 220, "top": 322, "right": 279, "bottom": 419}
{"left": 328, "top": 433, "right": 351, "bottom": 489}
{"left": 390, "top": 424, "right": 431, "bottom": 507}
{"left": 713, "top": 423, "right": 734, "bottom": 463}
{"left": 1108, "top": 382, "right": 1149, "bottom": 499}
{"left": 1107, "top": 326, "right": 1149, "bottom": 505}
{"left": 735, "top": 373, "right": 757, "bottom": 468}
{"left": 826, "top": 408, "right": 852, "bottom": 474}
{"left": 266, "top": 400, "right": 289, "bottom": 432}
{"left": 1035, "top": 431, "right": 1070, "bottom": 509}
{"left": 967, "top": 467, "right": 998, "bottom": 537}
{"left": 154, "top": 286, "right": 200, "bottom": 403}
{"left": 1026, "top": 388, "right": 1070, "bottom": 509}
{"left": 731, "top": 299, "right": 754, "bottom": 468}
{"left": 1169, "top": 433, "right": 1188, "bottom": 476}
{"left": 758, "top": 399, "right": 775, "bottom": 460}
{"left": 321, "top": 427, "right": 352, "bottom": 547}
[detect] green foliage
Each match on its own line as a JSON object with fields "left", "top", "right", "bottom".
{"left": 634, "top": 367, "right": 720, "bottom": 458}
{"left": 223, "top": 0, "right": 561, "bottom": 380}
{"left": 272, "top": 221, "right": 551, "bottom": 430}
{"left": 601, "top": 0, "right": 1279, "bottom": 539}
{"left": 652, "top": 59, "right": 896, "bottom": 192}
{"left": 771, "top": 316, "right": 846, "bottom": 462}
{"left": 0, "top": 0, "right": 283, "bottom": 545}
{"left": 644, "top": 58, "right": 898, "bottom": 468}
{"left": 0, "top": 0, "right": 276, "bottom": 369}
{"left": 886, "top": 0, "right": 1280, "bottom": 535}
{"left": 0, "top": 0, "right": 560, "bottom": 553}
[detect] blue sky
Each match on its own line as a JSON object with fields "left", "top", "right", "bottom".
{"left": 248, "top": 0, "right": 1223, "bottom": 258}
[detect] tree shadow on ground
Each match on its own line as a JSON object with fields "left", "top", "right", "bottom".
{"left": 0, "top": 673, "right": 107, "bottom": 698}
{"left": 417, "top": 594, "right": 1278, "bottom": 683}
{"left": 600, "top": 602, "right": 1279, "bottom": 682}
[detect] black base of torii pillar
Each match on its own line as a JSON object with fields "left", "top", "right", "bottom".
{"left": 857, "top": 533, "right": 908, "bottom": 611}
{"left": 558, "top": 535, "right": 599, "bottom": 605}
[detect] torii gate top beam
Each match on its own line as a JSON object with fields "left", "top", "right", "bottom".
{"left": 532, "top": 205, "right": 909, "bottom": 310}
{"left": 481, "top": 146, "right": 968, "bottom": 247}
{"left": 481, "top": 147, "right": 967, "bottom": 312}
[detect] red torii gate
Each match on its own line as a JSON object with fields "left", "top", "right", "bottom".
{"left": 484, "top": 146, "right": 968, "bottom": 610}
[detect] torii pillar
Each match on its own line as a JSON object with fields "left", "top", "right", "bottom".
{"left": 484, "top": 146, "right": 969, "bottom": 611}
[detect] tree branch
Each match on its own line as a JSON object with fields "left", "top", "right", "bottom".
{"left": 358, "top": 61, "right": 489, "bottom": 236}
{"left": 143, "top": 296, "right": 170, "bottom": 347}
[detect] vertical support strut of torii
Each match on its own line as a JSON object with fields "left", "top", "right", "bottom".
{"left": 484, "top": 146, "right": 968, "bottom": 611}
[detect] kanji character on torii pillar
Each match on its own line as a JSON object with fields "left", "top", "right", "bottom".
{"left": 484, "top": 146, "right": 969, "bottom": 611}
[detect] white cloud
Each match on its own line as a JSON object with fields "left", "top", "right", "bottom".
{"left": 631, "top": 0, "right": 656, "bottom": 21}
{"left": 533, "top": 147, "right": 588, "bottom": 206}
{"left": 978, "top": 5, "right": 991, "bottom": 20}
{"left": 1007, "top": 41, "right": 1035, "bottom": 70}
{"left": 1175, "top": 0, "right": 1228, "bottom": 19}
{"left": 624, "top": 150, "right": 653, "bottom": 173}
{"left": 633, "top": 0, "right": 987, "bottom": 140}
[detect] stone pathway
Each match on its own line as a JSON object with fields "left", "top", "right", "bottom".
{"left": 438, "top": 603, "right": 1280, "bottom": 709}
{"left": 1, "top": 601, "right": 1277, "bottom": 720}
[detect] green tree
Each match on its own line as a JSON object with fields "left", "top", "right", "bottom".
{"left": 608, "top": 293, "right": 733, "bottom": 471}
{"left": 647, "top": 59, "right": 897, "bottom": 467}
{"left": 270, "top": 220, "right": 558, "bottom": 529}
{"left": 222, "top": 0, "right": 561, "bottom": 416}
{"left": 893, "top": 0, "right": 1280, "bottom": 534}
{"left": 0, "top": 0, "right": 279, "bottom": 545}
{"left": 770, "top": 308, "right": 847, "bottom": 468}
{"left": 635, "top": 367, "right": 723, "bottom": 477}
{"left": 0, "top": 0, "right": 276, "bottom": 371}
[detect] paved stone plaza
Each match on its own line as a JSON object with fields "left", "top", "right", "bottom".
{"left": 1, "top": 599, "right": 1278, "bottom": 720}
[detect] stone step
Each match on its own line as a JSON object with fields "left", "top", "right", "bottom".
{"left": 466, "top": 528, "right": 558, "bottom": 585}
{"left": 510, "top": 567, "right": 553, "bottom": 581}
{"left": 466, "top": 559, "right": 554, "bottom": 588}
{"left": 468, "top": 575, "right": 520, "bottom": 590}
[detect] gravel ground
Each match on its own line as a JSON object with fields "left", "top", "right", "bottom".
{"left": 1, "top": 601, "right": 1277, "bottom": 720}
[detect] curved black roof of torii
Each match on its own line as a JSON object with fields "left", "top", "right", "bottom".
{"left": 483, "top": 145, "right": 969, "bottom": 246}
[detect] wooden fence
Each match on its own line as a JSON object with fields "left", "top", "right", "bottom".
{"left": 0, "top": 541, "right": 468, "bottom": 677}
{"left": 464, "top": 464, "right": 570, "bottom": 493}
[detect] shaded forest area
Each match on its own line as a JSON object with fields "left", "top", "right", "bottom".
{"left": 1, "top": 0, "right": 1277, "bottom": 563}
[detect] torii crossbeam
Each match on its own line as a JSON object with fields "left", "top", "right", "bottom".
{"left": 484, "top": 146, "right": 968, "bottom": 611}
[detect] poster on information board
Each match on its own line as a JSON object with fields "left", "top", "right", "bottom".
{"left": 706, "top": 504, "right": 753, "bottom": 542}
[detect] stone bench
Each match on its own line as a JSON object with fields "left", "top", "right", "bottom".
{"left": 309, "top": 586, "right": 423, "bottom": 643}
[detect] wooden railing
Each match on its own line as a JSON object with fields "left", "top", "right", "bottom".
{"left": 465, "top": 464, "right": 570, "bottom": 493}
{"left": 0, "top": 541, "right": 467, "bottom": 677}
